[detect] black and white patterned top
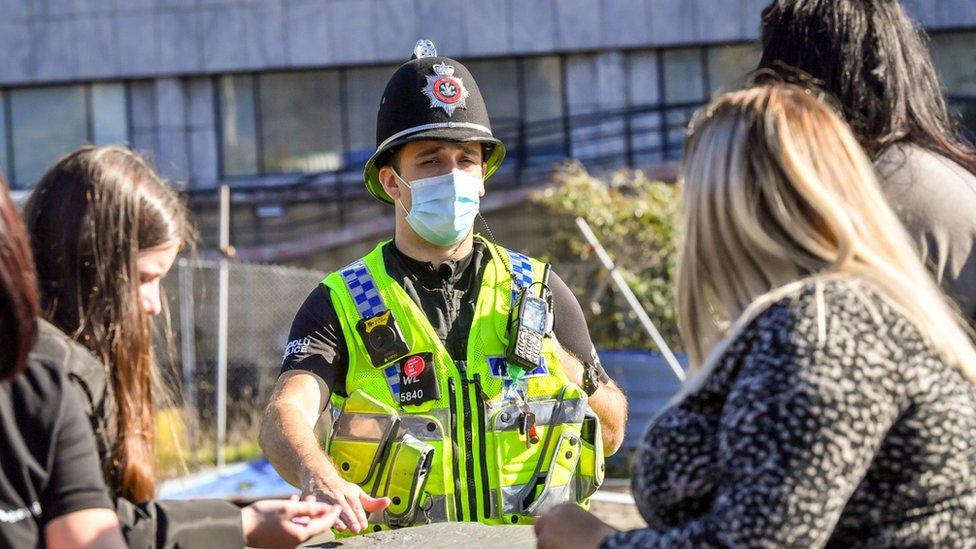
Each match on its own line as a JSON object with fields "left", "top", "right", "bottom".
{"left": 603, "top": 278, "right": 976, "bottom": 548}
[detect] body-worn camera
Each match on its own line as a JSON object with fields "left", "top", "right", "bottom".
{"left": 356, "top": 309, "right": 410, "bottom": 367}
{"left": 506, "top": 284, "right": 553, "bottom": 371}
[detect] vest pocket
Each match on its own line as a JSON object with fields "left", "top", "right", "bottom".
{"left": 328, "top": 389, "right": 401, "bottom": 485}
{"left": 575, "top": 411, "right": 605, "bottom": 501}
{"left": 376, "top": 434, "right": 435, "bottom": 527}
{"left": 523, "top": 432, "right": 583, "bottom": 516}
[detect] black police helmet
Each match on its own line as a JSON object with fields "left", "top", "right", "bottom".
{"left": 364, "top": 40, "right": 506, "bottom": 205}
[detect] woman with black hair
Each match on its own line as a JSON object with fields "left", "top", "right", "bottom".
{"left": 0, "top": 172, "right": 126, "bottom": 547}
{"left": 758, "top": 0, "right": 976, "bottom": 322}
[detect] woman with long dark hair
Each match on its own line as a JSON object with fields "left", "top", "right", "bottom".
{"left": 24, "top": 146, "right": 339, "bottom": 548}
{"left": 0, "top": 172, "right": 126, "bottom": 547}
{"left": 758, "top": 0, "right": 976, "bottom": 321}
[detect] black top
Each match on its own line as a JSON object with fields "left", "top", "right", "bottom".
{"left": 0, "top": 353, "right": 113, "bottom": 548}
{"left": 32, "top": 319, "right": 246, "bottom": 549}
{"left": 280, "top": 240, "right": 607, "bottom": 399}
{"left": 603, "top": 278, "right": 976, "bottom": 548}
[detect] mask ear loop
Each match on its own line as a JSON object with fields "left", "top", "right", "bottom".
{"left": 391, "top": 168, "right": 413, "bottom": 216}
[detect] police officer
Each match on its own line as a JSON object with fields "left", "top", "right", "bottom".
{"left": 260, "top": 41, "right": 628, "bottom": 534}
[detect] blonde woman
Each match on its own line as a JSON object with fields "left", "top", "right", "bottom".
{"left": 534, "top": 83, "right": 976, "bottom": 547}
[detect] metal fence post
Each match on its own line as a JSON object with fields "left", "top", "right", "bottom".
{"left": 216, "top": 185, "right": 231, "bottom": 468}
{"left": 178, "top": 258, "right": 197, "bottom": 421}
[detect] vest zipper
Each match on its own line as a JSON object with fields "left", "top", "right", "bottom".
{"left": 456, "top": 361, "right": 479, "bottom": 522}
{"left": 447, "top": 377, "right": 465, "bottom": 520}
{"left": 473, "top": 373, "right": 491, "bottom": 520}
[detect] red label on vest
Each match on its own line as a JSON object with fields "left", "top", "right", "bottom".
{"left": 403, "top": 355, "right": 426, "bottom": 378}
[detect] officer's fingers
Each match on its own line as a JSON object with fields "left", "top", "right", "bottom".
{"left": 347, "top": 492, "right": 369, "bottom": 532}
{"left": 360, "top": 494, "right": 391, "bottom": 513}
{"left": 342, "top": 493, "right": 365, "bottom": 532}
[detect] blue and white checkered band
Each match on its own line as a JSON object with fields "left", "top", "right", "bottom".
{"left": 384, "top": 364, "right": 400, "bottom": 397}
{"left": 340, "top": 260, "right": 387, "bottom": 319}
{"left": 507, "top": 250, "right": 534, "bottom": 308}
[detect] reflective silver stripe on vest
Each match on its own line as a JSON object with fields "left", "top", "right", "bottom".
{"left": 382, "top": 494, "right": 450, "bottom": 526}
{"left": 398, "top": 412, "right": 450, "bottom": 441}
{"left": 332, "top": 412, "right": 396, "bottom": 441}
{"left": 490, "top": 398, "right": 587, "bottom": 431}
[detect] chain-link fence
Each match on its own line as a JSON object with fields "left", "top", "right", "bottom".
{"left": 159, "top": 258, "right": 326, "bottom": 470}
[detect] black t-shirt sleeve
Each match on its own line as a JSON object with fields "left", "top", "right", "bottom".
{"left": 41, "top": 365, "right": 113, "bottom": 524}
{"left": 279, "top": 284, "right": 350, "bottom": 399}
{"left": 549, "top": 270, "right": 611, "bottom": 383}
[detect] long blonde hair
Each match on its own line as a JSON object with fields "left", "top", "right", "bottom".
{"left": 676, "top": 83, "right": 976, "bottom": 382}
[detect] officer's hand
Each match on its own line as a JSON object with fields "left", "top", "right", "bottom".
{"left": 301, "top": 475, "right": 390, "bottom": 533}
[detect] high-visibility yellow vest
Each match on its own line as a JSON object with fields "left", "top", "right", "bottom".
{"left": 322, "top": 237, "right": 604, "bottom": 532}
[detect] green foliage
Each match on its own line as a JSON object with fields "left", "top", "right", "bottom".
{"left": 533, "top": 161, "right": 682, "bottom": 351}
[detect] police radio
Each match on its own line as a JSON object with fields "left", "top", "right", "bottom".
{"left": 506, "top": 283, "right": 553, "bottom": 371}
{"left": 356, "top": 309, "right": 410, "bottom": 367}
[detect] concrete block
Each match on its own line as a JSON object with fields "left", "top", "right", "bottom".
{"left": 186, "top": 77, "right": 216, "bottom": 130}
{"left": 189, "top": 128, "right": 220, "bottom": 186}
{"left": 75, "top": 0, "right": 117, "bottom": 12}
{"left": 627, "top": 50, "right": 660, "bottom": 105}
{"left": 416, "top": 0, "right": 465, "bottom": 56}
{"left": 285, "top": 1, "right": 332, "bottom": 66}
{"left": 116, "top": 13, "right": 159, "bottom": 75}
{"left": 696, "top": 0, "right": 743, "bottom": 42}
{"left": 158, "top": 0, "right": 196, "bottom": 8}
{"left": 244, "top": 1, "right": 287, "bottom": 68}
{"left": 647, "top": 0, "right": 699, "bottom": 46}
{"left": 602, "top": 0, "right": 649, "bottom": 47}
{"left": 902, "top": 0, "right": 942, "bottom": 27}
{"left": 158, "top": 10, "right": 202, "bottom": 73}
{"left": 156, "top": 78, "right": 186, "bottom": 130}
{"left": 129, "top": 81, "right": 157, "bottom": 131}
{"left": 332, "top": 0, "right": 376, "bottom": 63}
{"left": 0, "top": 0, "right": 31, "bottom": 20}
{"left": 116, "top": 0, "right": 156, "bottom": 12}
{"left": 741, "top": 0, "right": 767, "bottom": 39}
{"left": 373, "top": 0, "right": 418, "bottom": 61}
{"left": 511, "top": 0, "right": 556, "bottom": 53}
{"left": 201, "top": 6, "right": 247, "bottom": 71}
{"left": 941, "top": 0, "right": 976, "bottom": 27}
{"left": 555, "top": 0, "right": 601, "bottom": 49}
{"left": 464, "top": 0, "right": 509, "bottom": 56}
{"left": 0, "top": 21, "right": 31, "bottom": 83}
{"left": 77, "top": 14, "right": 120, "bottom": 78}
{"left": 44, "top": 0, "right": 80, "bottom": 16}
{"left": 31, "top": 18, "right": 79, "bottom": 81}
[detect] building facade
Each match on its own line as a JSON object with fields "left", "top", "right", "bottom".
{"left": 1, "top": 0, "right": 974, "bottom": 261}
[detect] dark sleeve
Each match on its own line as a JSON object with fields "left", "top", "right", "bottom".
{"left": 602, "top": 302, "right": 903, "bottom": 548}
{"left": 114, "top": 497, "right": 244, "bottom": 549}
{"left": 40, "top": 368, "right": 113, "bottom": 524}
{"left": 279, "top": 283, "right": 350, "bottom": 398}
{"left": 548, "top": 269, "right": 610, "bottom": 383}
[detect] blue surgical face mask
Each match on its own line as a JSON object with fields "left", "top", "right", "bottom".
{"left": 394, "top": 168, "right": 482, "bottom": 247}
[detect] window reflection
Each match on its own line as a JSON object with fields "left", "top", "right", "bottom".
{"left": 91, "top": 84, "right": 129, "bottom": 146}
{"left": 11, "top": 86, "right": 87, "bottom": 187}
{"left": 219, "top": 75, "right": 259, "bottom": 176}
{"left": 259, "top": 71, "right": 343, "bottom": 174}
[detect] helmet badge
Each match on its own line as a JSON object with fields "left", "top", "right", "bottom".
{"left": 422, "top": 62, "right": 469, "bottom": 117}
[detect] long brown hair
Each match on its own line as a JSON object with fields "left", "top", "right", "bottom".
{"left": 24, "top": 146, "right": 190, "bottom": 502}
{"left": 0, "top": 173, "right": 39, "bottom": 381}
